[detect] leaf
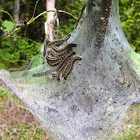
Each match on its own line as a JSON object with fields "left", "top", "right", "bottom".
{"left": 29, "top": 55, "right": 44, "bottom": 69}
{"left": 2, "top": 20, "right": 14, "bottom": 32}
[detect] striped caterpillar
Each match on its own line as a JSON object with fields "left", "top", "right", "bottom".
{"left": 3, "top": 21, "right": 26, "bottom": 38}
{"left": 33, "top": 70, "right": 56, "bottom": 77}
{"left": 52, "top": 55, "right": 81, "bottom": 81}
{"left": 33, "top": 34, "right": 81, "bottom": 81}
{"left": 43, "top": 34, "right": 71, "bottom": 58}
{"left": 9, "top": 59, "right": 31, "bottom": 73}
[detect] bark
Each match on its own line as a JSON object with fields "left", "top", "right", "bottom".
{"left": 0, "top": 0, "right": 140, "bottom": 140}
{"left": 45, "top": 0, "right": 55, "bottom": 40}
{"left": 14, "top": 0, "right": 20, "bottom": 22}
{"left": 14, "top": 0, "right": 20, "bottom": 41}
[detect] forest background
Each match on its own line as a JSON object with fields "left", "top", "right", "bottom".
{"left": 0, "top": 0, "right": 140, "bottom": 139}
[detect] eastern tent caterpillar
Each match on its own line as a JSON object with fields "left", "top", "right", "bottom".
{"left": 47, "top": 34, "right": 71, "bottom": 47}
{"left": 56, "top": 52, "right": 75, "bottom": 69}
{"left": 51, "top": 43, "right": 77, "bottom": 53}
{"left": 53, "top": 54, "right": 73, "bottom": 81}
{"left": 15, "top": 21, "right": 27, "bottom": 28}
{"left": 53, "top": 58, "right": 70, "bottom": 81}
{"left": 43, "top": 34, "right": 71, "bottom": 58}
{"left": 3, "top": 27, "right": 15, "bottom": 38}
{"left": 33, "top": 70, "right": 55, "bottom": 77}
{"left": 34, "top": 34, "right": 81, "bottom": 81}
{"left": 62, "top": 55, "right": 81, "bottom": 80}
{"left": 49, "top": 49, "right": 69, "bottom": 58}
{"left": 51, "top": 54, "right": 81, "bottom": 81}
{"left": 115, "top": 67, "right": 126, "bottom": 85}
{"left": 46, "top": 56, "right": 69, "bottom": 66}
{"left": 46, "top": 45, "right": 76, "bottom": 66}
{"left": 3, "top": 20, "right": 26, "bottom": 39}
{"left": 9, "top": 59, "right": 31, "bottom": 73}
{"left": 61, "top": 58, "right": 71, "bottom": 77}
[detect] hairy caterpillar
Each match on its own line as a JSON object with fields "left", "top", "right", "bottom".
{"left": 3, "top": 20, "right": 26, "bottom": 38}
{"left": 33, "top": 70, "right": 55, "bottom": 77}
{"left": 43, "top": 34, "right": 71, "bottom": 58}
{"left": 9, "top": 59, "right": 31, "bottom": 73}
{"left": 3, "top": 28, "right": 15, "bottom": 38}
{"left": 52, "top": 55, "right": 81, "bottom": 81}
{"left": 15, "top": 21, "right": 27, "bottom": 28}
{"left": 46, "top": 44, "right": 76, "bottom": 66}
{"left": 33, "top": 34, "right": 81, "bottom": 81}
{"left": 62, "top": 55, "right": 81, "bottom": 80}
{"left": 48, "top": 34, "right": 71, "bottom": 47}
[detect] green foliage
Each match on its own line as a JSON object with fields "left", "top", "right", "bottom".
{"left": 0, "top": 37, "right": 40, "bottom": 70}
{"left": 0, "top": 20, "right": 14, "bottom": 32}
{"left": 29, "top": 55, "right": 43, "bottom": 69}
{"left": 0, "top": 90, "right": 8, "bottom": 102}
{"left": 0, "top": 90, "right": 8, "bottom": 112}
{"left": 112, "top": 104, "right": 140, "bottom": 140}
{"left": 0, "top": 121, "right": 47, "bottom": 140}
{"left": 55, "top": 0, "right": 87, "bottom": 37}
{"left": 120, "top": 0, "right": 140, "bottom": 54}
{"left": 0, "top": 0, "right": 87, "bottom": 70}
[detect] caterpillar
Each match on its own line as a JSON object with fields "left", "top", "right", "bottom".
{"left": 48, "top": 34, "right": 71, "bottom": 47}
{"left": 115, "top": 67, "right": 126, "bottom": 85}
{"left": 9, "top": 59, "right": 31, "bottom": 73}
{"left": 43, "top": 34, "right": 71, "bottom": 58}
{"left": 51, "top": 55, "right": 81, "bottom": 81}
{"left": 46, "top": 48, "right": 76, "bottom": 66}
{"left": 15, "top": 21, "right": 27, "bottom": 28}
{"left": 3, "top": 20, "right": 26, "bottom": 39}
{"left": 51, "top": 43, "right": 76, "bottom": 53}
{"left": 33, "top": 70, "right": 55, "bottom": 77}
{"left": 62, "top": 55, "right": 81, "bottom": 80}
{"left": 46, "top": 53, "right": 69, "bottom": 66}
{"left": 3, "top": 27, "right": 15, "bottom": 38}
{"left": 33, "top": 34, "right": 81, "bottom": 81}
{"left": 51, "top": 52, "right": 75, "bottom": 81}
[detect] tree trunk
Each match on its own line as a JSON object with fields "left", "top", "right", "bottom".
{"left": 14, "top": 0, "right": 20, "bottom": 41}
{"left": 0, "top": 0, "right": 140, "bottom": 140}
{"left": 14, "top": 0, "right": 20, "bottom": 22}
{"left": 45, "top": 0, "right": 55, "bottom": 40}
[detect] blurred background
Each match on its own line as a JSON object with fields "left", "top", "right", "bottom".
{"left": 0, "top": 0, "right": 140, "bottom": 139}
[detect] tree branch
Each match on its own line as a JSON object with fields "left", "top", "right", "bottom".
{"left": 94, "top": 0, "right": 112, "bottom": 49}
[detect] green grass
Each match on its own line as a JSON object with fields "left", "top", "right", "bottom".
{"left": 112, "top": 104, "right": 140, "bottom": 140}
